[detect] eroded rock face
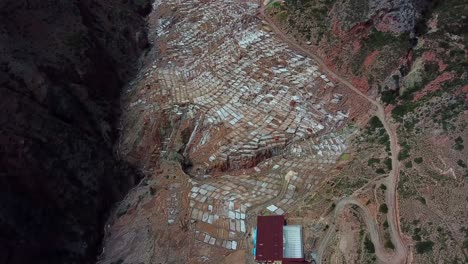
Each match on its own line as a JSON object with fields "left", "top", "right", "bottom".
{"left": 0, "top": 0, "right": 151, "bottom": 263}
{"left": 334, "top": 0, "right": 430, "bottom": 32}
{"left": 278, "top": 0, "right": 432, "bottom": 93}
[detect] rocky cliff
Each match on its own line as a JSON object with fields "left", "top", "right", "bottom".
{"left": 0, "top": 0, "right": 151, "bottom": 263}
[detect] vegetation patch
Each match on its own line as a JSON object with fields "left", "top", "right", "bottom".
{"left": 415, "top": 240, "right": 434, "bottom": 254}
{"left": 384, "top": 238, "right": 395, "bottom": 249}
{"left": 375, "top": 168, "right": 385, "bottom": 174}
{"left": 453, "top": 136, "right": 464, "bottom": 151}
{"left": 339, "top": 153, "right": 350, "bottom": 161}
{"left": 457, "top": 159, "right": 467, "bottom": 168}
{"left": 367, "top": 158, "right": 380, "bottom": 166}
{"left": 398, "top": 142, "right": 411, "bottom": 160}
{"left": 404, "top": 160, "right": 413, "bottom": 168}
{"left": 384, "top": 157, "right": 392, "bottom": 170}
{"left": 379, "top": 203, "right": 388, "bottom": 214}
{"left": 364, "top": 235, "right": 375, "bottom": 253}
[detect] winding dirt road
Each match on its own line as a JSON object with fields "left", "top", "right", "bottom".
{"left": 259, "top": 2, "right": 408, "bottom": 263}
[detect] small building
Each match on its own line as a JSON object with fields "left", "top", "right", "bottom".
{"left": 254, "top": 215, "right": 309, "bottom": 264}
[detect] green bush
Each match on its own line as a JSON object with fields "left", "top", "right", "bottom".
{"left": 367, "top": 116, "right": 383, "bottom": 131}
{"left": 116, "top": 205, "right": 129, "bottom": 218}
{"left": 416, "top": 196, "right": 426, "bottom": 205}
{"left": 414, "top": 157, "right": 423, "bottom": 164}
{"left": 398, "top": 145, "right": 411, "bottom": 160}
{"left": 364, "top": 236, "right": 375, "bottom": 253}
{"left": 381, "top": 89, "right": 398, "bottom": 104}
{"left": 383, "top": 220, "right": 389, "bottom": 229}
{"left": 272, "top": 1, "right": 282, "bottom": 8}
{"left": 384, "top": 157, "right": 392, "bottom": 170}
{"left": 392, "top": 102, "right": 417, "bottom": 120}
{"left": 376, "top": 168, "right": 386, "bottom": 174}
{"left": 405, "top": 161, "right": 413, "bottom": 168}
{"left": 457, "top": 159, "right": 467, "bottom": 168}
{"left": 453, "top": 136, "right": 464, "bottom": 151}
{"left": 379, "top": 203, "right": 388, "bottom": 213}
{"left": 415, "top": 241, "right": 434, "bottom": 254}
{"left": 368, "top": 158, "right": 380, "bottom": 166}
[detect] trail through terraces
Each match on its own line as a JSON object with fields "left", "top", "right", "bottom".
{"left": 260, "top": 1, "right": 408, "bottom": 263}
{"left": 100, "top": 0, "right": 406, "bottom": 263}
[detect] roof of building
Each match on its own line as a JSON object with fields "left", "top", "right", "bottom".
{"left": 255, "top": 215, "right": 284, "bottom": 261}
{"left": 283, "top": 225, "right": 303, "bottom": 259}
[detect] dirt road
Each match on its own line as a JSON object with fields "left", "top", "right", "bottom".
{"left": 316, "top": 197, "right": 391, "bottom": 263}
{"left": 258, "top": 2, "right": 408, "bottom": 263}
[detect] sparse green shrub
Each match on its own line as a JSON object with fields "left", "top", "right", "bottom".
{"left": 367, "top": 116, "right": 383, "bottom": 131}
{"left": 364, "top": 236, "right": 375, "bottom": 253}
{"left": 453, "top": 136, "right": 464, "bottom": 151}
{"left": 271, "top": 1, "right": 282, "bottom": 9}
{"left": 392, "top": 102, "right": 417, "bottom": 120}
{"left": 457, "top": 159, "right": 467, "bottom": 168}
{"left": 398, "top": 143, "right": 411, "bottom": 160}
{"left": 416, "top": 196, "right": 426, "bottom": 205}
{"left": 365, "top": 30, "right": 408, "bottom": 51}
{"left": 415, "top": 241, "right": 434, "bottom": 254}
{"left": 383, "top": 220, "right": 389, "bottom": 229}
{"left": 149, "top": 186, "right": 156, "bottom": 196}
{"left": 385, "top": 239, "right": 395, "bottom": 249}
{"left": 405, "top": 161, "right": 413, "bottom": 168}
{"left": 414, "top": 157, "right": 423, "bottom": 164}
{"left": 384, "top": 157, "right": 392, "bottom": 170}
{"left": 379, "top": 203, "right": 388, "bottom": 214}
{"left": 380, "top": 184, "right": 387, "bottom": 191}
{"left": 116, "top": 205, "right": 129, "bottom": 218}
{"left": 376, "top": 168, "right": 385, "bottom": 174}
{"left": 368, "top": 158, "right": 380, "bottom": 166}
{"left": 378, "top": 134, "right": 390, "bottom": 147}
{"left": 381, "top": 89, "right": 398, "bottom": 104}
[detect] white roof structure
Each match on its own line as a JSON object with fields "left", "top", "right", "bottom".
{"left": 266, "top": 204, "right": 278, "bottom": 212}
{"left": 283, "top": 225, "right": 303, "bottom": 259}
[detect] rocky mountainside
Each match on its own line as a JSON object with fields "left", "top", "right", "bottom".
{"left": 270, "top": 0, "right": 466, "bottom": 95}
{"left": 268, "top": 0, "right": 467, "bottom": 262}
{"left": 0, "top": 0, "right": 151, "bottom": 263}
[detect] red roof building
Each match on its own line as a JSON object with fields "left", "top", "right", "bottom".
{"left": 255, "top": 215, "right": 284, "bottom": 262}
{"left": 255, "top": 215, "right": 309, "bottom": 264}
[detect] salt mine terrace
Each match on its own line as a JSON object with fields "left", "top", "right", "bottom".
{"left": 119, "top": 0, "right": 370, "bottom": 252}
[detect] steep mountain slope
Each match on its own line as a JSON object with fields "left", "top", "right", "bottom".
{"left": 0, "top": 1, "right": 151, "bottom": 263}
{"left": 267, "top": 0, "right": 467, "bottom": 262}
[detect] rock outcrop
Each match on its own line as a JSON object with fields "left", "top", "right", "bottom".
{"left": 0, "top": 0, "right": 151, "bottom": 263}
{"left": 273, "top": 0, "right": 433, "bottom": 92}
{"left": 271, "top": 0, "right": 465, "bottom": 99}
